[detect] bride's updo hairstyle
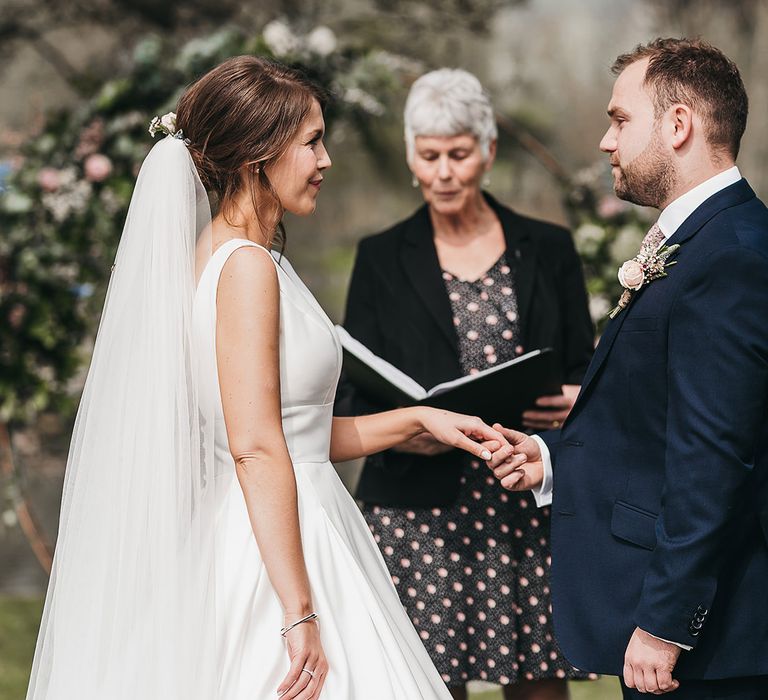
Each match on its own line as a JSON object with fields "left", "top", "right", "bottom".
{"left": 176, "top": 55, "right": 326, "bottom": 240}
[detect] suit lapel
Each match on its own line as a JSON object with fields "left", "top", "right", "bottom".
{"left": 568, "top": 178, "right": 756, "bottom": 420}
{"left": 400, "top": 205, "right": 460, "bottom": 355}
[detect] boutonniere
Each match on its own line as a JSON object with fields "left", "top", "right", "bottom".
{"left": 608, "top": 243, "right": 680, "bottom": 319}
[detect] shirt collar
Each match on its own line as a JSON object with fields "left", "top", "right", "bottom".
{"left": 657, "top": 166, "right": 742, "bottom": 240}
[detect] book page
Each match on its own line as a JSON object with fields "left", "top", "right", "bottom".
{"left": 335, "top": 325, "right": 428, "bottom": 400}
{"left": 426, "top": 349, "right": 543, "bottom": 397}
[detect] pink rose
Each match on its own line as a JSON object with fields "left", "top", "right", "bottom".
{"left": 618, "top": 259, "right": 645, "bottom": 290}
{"left": 37, "top": 167, "right": 61, "bottom": 192}
{"left": 84, "top": 154, "right": 113, "bottom": 183}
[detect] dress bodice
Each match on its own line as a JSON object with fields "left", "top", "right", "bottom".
{"left": 193, "top": 239, "right": 342, "bottom": 465}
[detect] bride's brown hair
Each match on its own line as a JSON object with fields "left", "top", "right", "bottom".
{"left": 176, "top": 55, "right": 326, "bottom": 245}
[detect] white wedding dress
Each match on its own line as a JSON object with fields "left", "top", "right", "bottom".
{"left": 194, "top": 238, "right": 451, "bottom": 700}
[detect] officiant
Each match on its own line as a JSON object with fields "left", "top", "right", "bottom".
{"left": 334, "top": 68, "right": 595, "bottom": 699}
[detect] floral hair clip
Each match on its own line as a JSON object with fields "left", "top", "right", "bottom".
{"left": 148, "top": 112, "right": 191, "bottom": 145}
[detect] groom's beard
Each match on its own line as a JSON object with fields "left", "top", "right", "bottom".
{"left": 613, "top": 129, "right": 676, "bottom": 209}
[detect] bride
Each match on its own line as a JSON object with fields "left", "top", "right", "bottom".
{"left": 26, "top": 56, "right": 508, "bottom": 700}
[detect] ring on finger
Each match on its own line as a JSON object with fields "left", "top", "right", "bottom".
{"left": 301, "top": 668, "right": 316, "bottom": 679}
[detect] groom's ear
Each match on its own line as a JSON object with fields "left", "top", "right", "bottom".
{"left": 668, "top": 103, "right": 694, "bottom": 151}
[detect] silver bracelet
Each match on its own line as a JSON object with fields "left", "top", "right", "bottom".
{"left": 280, "top": 612, "right": 318, "bottom": 637}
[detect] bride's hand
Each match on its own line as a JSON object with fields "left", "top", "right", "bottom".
{"left": 277, "top": 616, "right": 328, "bottom": 699}
{"left": 417, "top": 407, "right": 507, "bottom": 461}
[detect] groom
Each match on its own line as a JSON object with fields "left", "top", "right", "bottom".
{"left": 488, "top": 38, "right": 768, "bottom": 698}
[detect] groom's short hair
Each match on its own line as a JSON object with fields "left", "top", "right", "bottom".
{"left": 612, "top": 37, "right": 748, "bottom": 160}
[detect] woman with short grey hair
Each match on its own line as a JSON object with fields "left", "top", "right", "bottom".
{"left": 337, "top": 68, "right": 596, "bottom": 700}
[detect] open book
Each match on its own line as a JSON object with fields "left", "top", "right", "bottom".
{"left": 336, "top": 325, "right": 562, "bottom": 428}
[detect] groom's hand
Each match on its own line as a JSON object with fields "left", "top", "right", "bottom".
{"left": 484, "top": 424, "right": 544, "bottom": 491}
{"left": 623, "top": 627, "right": 681, "bottom": 694}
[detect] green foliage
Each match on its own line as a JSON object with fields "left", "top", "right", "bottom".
{"left": 0, "top": 597, "right": 43, "bottom": 700}
{"left": 0, "top": 23, "right": 416, "bottom": 425}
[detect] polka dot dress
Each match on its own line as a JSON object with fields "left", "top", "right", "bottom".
{"left": 363, "top": 254, "right": 594, "bottom": 687}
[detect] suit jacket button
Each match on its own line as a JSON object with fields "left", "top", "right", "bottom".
{"left": 697, "top": 606, "right": 708, "bottom": 615}
{"left": 691, "top": 620, "right": 704, "bottom": 630}
{"left": 689, "top": 628, "right": 700, "bottom": 637}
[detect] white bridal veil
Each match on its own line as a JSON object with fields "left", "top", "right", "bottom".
{"left": 26, "top": 136, "right": 218, "bottom": 700}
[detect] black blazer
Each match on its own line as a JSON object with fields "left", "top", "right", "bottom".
{"left": 335, "top": 193, "right": 594, "bottom": 507}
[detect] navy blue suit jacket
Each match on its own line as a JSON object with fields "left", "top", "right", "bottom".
{"left": 543, "top": 179, "right": 768, "bottom": 679}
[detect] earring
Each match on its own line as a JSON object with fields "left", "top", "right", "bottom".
{"left": 482, "top": 174, "right": 491, "bottom": 188}
{"left": 412, "top": 175, "right": 419, "bottom": 188}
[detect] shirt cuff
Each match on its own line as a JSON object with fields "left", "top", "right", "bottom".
{"left": 645, "top": 630, "right": 693, "bottom": 651}
{"left": 529, "top": 434, "right": 553, "bottom": 507}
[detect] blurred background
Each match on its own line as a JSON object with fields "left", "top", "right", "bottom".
{"left": 1, "top": 1, "right": 766, "bottom": 698}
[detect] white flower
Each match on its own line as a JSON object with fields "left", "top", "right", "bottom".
{"left": 610, "top": 224, "right": 643, "bottom": 264}
{"left": 160, "top": 112, "right": 177, "bottom": 134}
{"left": 263, "top": 20, "right": 300, "bottom": 57}
{"left": 306, "top": 26, "right": 337, "bottom": 56}
{"left": 574, "top": 222, "right": 605, "bottom": 256}
{"left": 588, "top": 295, "right": 611, "bottom": 321}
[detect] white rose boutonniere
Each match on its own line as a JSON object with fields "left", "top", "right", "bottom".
{"left": 609, "top": 243, "right": 680, "bottom": 319}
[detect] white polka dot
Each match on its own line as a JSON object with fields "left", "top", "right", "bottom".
{"left": 423, "top": 554, "right": 433, "bottom": 564}
{"left": 501, "top": 265, "right": 511, "bottom": 274}
{"left": 466, "top": 330, "right": 479, "bottom": 340}
{"left": 501, "top": 286, "right": 513, "bottom": 295}
{"left": 483, "top": 278, "right": 494, "bottom": 286}
{"left": 485, "top": 315, "right": 498, "bottom": 325}
{"left": 394, "top": 527, "right": 404, "bottom": 538}
{"left": 467, "top": 302, "right": 479, "bottom": 312}
{"left": 420, "top": 629, "right": 429, "bottom": 639}
{"left": 449, "top": 292, "right": 460, "bottom": 301}
{"left": 400, "top": 558, "right": 410, "bottom": 567}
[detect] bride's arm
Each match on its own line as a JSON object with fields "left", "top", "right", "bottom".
{"left": 217, "top": 247, "right": 327, "bottom": 698}
{"left": 329, "top": 409, "right": 505, "bottom": 463}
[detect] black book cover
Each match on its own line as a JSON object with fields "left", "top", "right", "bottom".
{"left": 336, "top": 326, "right": 562, "bottom": 429}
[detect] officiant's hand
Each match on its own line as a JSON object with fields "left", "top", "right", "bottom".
{"left": 484, "top": 424, "right": 544, "bottom": 491}
{"left": 522, "top": 384, "right": 580, "bottom": 431}
{"left": 393, "top": 432, "right": 454, "bottom": 456}
{"left": 623, "top": 627, "right": 681, "bottom": 694}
